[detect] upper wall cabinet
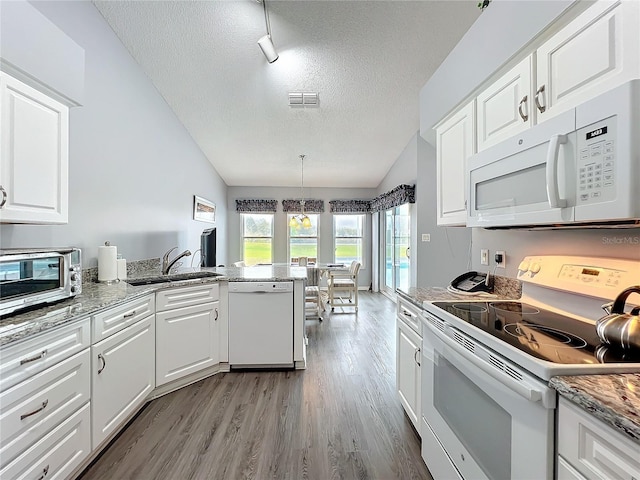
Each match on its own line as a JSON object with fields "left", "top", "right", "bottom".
{"left": 476, "top": 1, "right": 639, "bottom": 153}
{"left": 536, "top": 0, "right": 639, "bottom": 123}
{"left": 0, "top": 73, "right": 70, "bottom": 224}
{"left": 435, "top": 101, "right": 475, "bottom": 226}
{"left": 476, "top": 56, "right": 533, "bottom": 152}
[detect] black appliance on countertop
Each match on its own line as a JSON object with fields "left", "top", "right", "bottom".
{"left": 200, "top": 228, "right": 216, "bottom": 267}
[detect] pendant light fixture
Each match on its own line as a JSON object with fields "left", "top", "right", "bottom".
{"left": 257, "top": 0, "right": 279, "bottom": 63}
{"left": 290, "top": 155, "right": 312, "bottom": 228}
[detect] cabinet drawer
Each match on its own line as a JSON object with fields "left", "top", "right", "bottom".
{"left": 558, "top": 398, "right": 640, "bottom": 480}
{"left": 0, "top": 402, "right": 90, "bottom": 480}
{"left": 397, "top": 298, "right": 422, "bottom": 336}
{"left": 92, "top": 294, "right": 154, "bottom": 342}
{"left": 0, "top": 348, "right": 90, "bottom": 468}
{"left": 0, "top": 319, "right": 90, "bottom": 391}
{"left": 156, "top": 283, "right": 219, "bottom": 312}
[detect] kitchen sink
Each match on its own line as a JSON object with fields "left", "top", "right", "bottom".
{"left": 126, "top": 271, "right": 222, "bottom": 286}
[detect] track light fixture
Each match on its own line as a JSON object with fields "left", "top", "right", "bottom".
{"left": 258, "top": 1, "right": 279, "bottom": 63}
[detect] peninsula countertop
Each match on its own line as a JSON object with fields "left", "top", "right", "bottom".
{"left": 0, "top": 265, "right": 307, "bottom": 348}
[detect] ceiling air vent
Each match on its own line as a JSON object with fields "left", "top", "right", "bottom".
{"left": 289, "top": 92, "right": 319, "bottom": 107}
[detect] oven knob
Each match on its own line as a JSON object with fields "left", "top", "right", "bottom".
{"left": 530, "top": 262, "right": 541, "bottom": 274}
{"left": 71, "top": 286, "right": 78, "bottom": 293}
{"left": 517, "top": 260, "right": 530, "bottom": 272}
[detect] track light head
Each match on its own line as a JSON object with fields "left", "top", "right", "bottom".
{"left": 257, "top": 34, "right": 279, "bottom": 63}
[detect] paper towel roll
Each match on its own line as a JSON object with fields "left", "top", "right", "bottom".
{"left": 98, "top": 244, "right": 118, "bottom": 282}
{"left": 117, "top": 258, "right": 127, "bottom": 280}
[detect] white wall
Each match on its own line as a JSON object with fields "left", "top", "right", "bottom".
{"left": 375, "top": 132, "right": 473, "bottom": 289}
{"left": 227, "top": 186, "right": 376, "bottom": 288}
{"left": 472, "top": 228, "right": 640, "bottom": 278}
{"left": 0, "top": 1, "right": 228, "bottom": 267}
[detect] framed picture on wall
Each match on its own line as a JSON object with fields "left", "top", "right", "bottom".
{"left": 193, "top": 195, "right": 216, "bottom": 223}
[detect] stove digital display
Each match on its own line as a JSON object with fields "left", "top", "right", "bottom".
{"left": 581, "top": 268, "right": 600, "bottom": 276}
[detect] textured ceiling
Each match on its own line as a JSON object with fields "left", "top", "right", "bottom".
{"left": 93, "top": 0, "right": 480, "bottom": 188}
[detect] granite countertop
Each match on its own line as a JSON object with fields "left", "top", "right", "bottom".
{"left": 550, "top": 374, "right": 640, "bottom": 444}
{"left": 396, "top": 275, "right": 522, "bottom": 309}
{"left": 0, "top": 265, "right": 307, "bottom": 348}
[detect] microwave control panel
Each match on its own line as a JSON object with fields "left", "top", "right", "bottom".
{"left": 576, "top": 116, "right": 616, "bottom": 204}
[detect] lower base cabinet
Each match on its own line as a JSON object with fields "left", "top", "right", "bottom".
{"left": 156, "top": 301, "right": 219, "bottom": 386}
{"left": 396, "top": 297, "right": 422, "bottom": 434}
{"left": 557, "top": 397, "right": 640, "bottom": 480}
{"left": 0, "top": 403, "right": 91, "bottom": 480}
{"left": 91, "top": 315, "right": 155, "bottom": 449}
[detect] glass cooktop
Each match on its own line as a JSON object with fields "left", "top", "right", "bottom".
{"left": 432, "top": 301, "right": 640, "bottom": 365}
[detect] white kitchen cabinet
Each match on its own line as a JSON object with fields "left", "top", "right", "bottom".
{"left": 536, "top": 0, "right": 640, "bottom": 123}
{"left": 557, "top": 397, "right": 640, "bottom": 480}
{"left": 435, "top": 100, "right": 474, "bottom": 226}
{"left": 0, "top": 349, "right": 90, "bottom": 469}
{"left": 0, "top": 318, "right": 91, "bottom": 477}
{"left": 155, "top": 300, "right": 219, "bottom": 387}
{"left": 0, "top": 72, "right": 69, "bottom": 224}
{"left": 0, "top": 403, "right": 91, "bottom": 480}
{"left": 396, "top": 297, "right": 422, "bottom": 434}
{"left": 92, "top": 294, "right": 155, "bottom": 343}
{"left": 476, "top": 56, "right": 533, "bottom": 152}
{"left": 91, "top": 314, "right": 155, "bottom": 449}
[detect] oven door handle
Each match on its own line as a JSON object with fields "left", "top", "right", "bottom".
{"left": 426, "top": 322, "right": 549, "bottom": 406}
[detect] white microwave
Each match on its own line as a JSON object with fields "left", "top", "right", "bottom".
{"left": 466, "top": 80, "right": 640, "bottom": 228}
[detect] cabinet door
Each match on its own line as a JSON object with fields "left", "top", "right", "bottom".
{"left": 91, "top": 316, "right": 155, "bottom": 449}
{"left": 557, "top": 397, "right": 640, "bottom": 480}
{"left": 396, "top": 318, "right": 421, "bottom": 434}
{"left": 435, "top": 101, "right": 474, "bottom": 226}
{"left": 155, "top": 301, "right": 219, "bottom": 387}
{"left": 536, "top": 0, "right": 640, "bottom": 122}
{"left": 0, "top": 72, "right": 69, "bottom": 224}
{"left": 477, "top": 56, "right": 532, "bottom": 151}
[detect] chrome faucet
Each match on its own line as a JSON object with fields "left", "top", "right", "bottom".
{"left": 162, "top": 247, "right": 192, "bottom": 275}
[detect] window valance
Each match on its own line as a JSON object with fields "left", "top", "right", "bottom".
{"left": 369, "top": 184, "right": 415, "bottom": 213}
{"left": 329, "top": 199, "right": 372, "bottom": 213}
{"left": 282, "top": 199, "right": 325, "bottom": 213}
{"left": 235, "top": 199, "right": 278, "bottom": 213}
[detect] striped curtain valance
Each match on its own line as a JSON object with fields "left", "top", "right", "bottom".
{"left": 282, "top": 199, "right": 325, "bottom": 213}
{"left": 235, "top": 199, "right": 278, "bottom": 213}
{"left": 369, "top": 184, "right": 415, "bottom": 213}
{"left": 329, "top": 199, "right": 372, "bottom": 213}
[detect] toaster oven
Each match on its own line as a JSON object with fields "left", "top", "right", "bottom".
{"left": 0, "top": 248, "right": 82, "bottom": 317}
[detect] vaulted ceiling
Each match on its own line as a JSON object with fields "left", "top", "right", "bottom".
{"left": 93, "top": 1, "right": 480, "bottom": 188}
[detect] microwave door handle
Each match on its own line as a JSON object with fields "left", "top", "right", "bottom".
{"left": 546, "top": 133, "right": 568, "bottom": 208}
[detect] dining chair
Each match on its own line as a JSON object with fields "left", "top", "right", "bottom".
{"left": 305, "top": 266, "right": 324, "bottom": 320}
{"left": 327, "top": 261, "right": 361, "bottom": 312}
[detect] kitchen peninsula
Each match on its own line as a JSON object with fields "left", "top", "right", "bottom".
{"left": 0, "top": 264, "right": 307, "bottom": 479}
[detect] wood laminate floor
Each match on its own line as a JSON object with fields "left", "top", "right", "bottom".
{"left": 80, "top": 292, "right": 433, "bottom": 480}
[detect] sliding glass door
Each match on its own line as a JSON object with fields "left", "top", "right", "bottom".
{"left": 382, "top": 204, "right": 410, "bottom": 297}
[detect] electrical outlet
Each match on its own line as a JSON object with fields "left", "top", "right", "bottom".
{"left": 495, "top": 250, "right": 506, "bottom": 268}
{"left": 422, "top": 233, "right": 431, "bottom": 242}
{"left": 480, "top": 249, "right": 489, "bottom": 266}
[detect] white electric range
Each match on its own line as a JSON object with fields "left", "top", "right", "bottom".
{"left": 419, "top": 255, "right": 640, "bottom": 480}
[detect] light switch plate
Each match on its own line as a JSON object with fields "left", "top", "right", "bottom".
{"left": 480, "top": 249, "right": 489, "bottom": 265}
{"left": 422, "top": 234, "right": 431, "bottom": 242}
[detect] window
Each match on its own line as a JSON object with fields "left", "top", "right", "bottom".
{"left": 288, "top": 214, "right": 318, "bottom": 264}
{"left": 334, "top": 214, "right": 364, "bottom": 265}
{"left": 241, "top": 213, "right": 273, "bottom": 265}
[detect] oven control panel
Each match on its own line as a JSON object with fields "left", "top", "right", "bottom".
{"left": 517, "top": 255, "right": 639, "bottom": 299}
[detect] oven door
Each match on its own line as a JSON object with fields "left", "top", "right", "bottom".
{"left": 421, "top": 319, "right": 555, "bottom": 480}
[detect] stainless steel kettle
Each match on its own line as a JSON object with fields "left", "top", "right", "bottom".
{"left": 596, "top": 285, "right": 640, "bottom": 350}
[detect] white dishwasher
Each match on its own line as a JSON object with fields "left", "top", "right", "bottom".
{"left": 228, "top": 281, "right": 294, "bottom": 368}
